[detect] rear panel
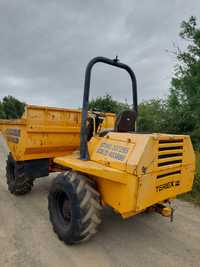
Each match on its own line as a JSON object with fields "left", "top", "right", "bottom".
{"left": 136, "top": 135, "right": 195, "bottom": 211}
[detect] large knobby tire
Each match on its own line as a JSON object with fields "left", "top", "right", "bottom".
{"left": 48, "top": 171, "right": 102, "bottom": 245}
{"left": 6, "top": 153, "right": 34, "bottom": 195}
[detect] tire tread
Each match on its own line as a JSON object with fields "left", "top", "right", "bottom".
{"left": 6, "top": 153, "right": 33, "bottom": 195}
{"left": 48, "top": 171, "right": 102, "bottom": 244}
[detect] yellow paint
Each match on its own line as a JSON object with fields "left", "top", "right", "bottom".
{"left": 161, "top": 207, "right": 172, "bottom": 217}
{"left": 0, "top": 105, "right": 195, "bottom": 220}
{"left": 55, "top": 132, "right": 195, "bottom": 218}
{"left": 0, "top": 105, "right": 115, "bottom": 161}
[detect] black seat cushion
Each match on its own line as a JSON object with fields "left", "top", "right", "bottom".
{"left": 114, "top": 110, "right": 136, "bottom": 132}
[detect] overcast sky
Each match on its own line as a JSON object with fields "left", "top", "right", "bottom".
{"left": 0, "top": 0, "right": 199, "bottom": 108}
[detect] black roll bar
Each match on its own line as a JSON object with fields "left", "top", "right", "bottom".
{"left": 80, "top": 56, "right": 138, "bottom": 160}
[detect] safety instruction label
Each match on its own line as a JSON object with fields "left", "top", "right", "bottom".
{"left": 96, "top": 142, "right": 129, "bottom": 161}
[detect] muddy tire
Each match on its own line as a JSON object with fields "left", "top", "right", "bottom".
{"left": 48, "top": 171, "right": 102, "bottom": 245}
{"left": 6, "top": 153, "right": 34, "bottom": 195}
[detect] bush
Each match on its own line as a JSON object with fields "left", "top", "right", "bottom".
{"left": 180, "top": 151, "right": 200, "bottom": 205}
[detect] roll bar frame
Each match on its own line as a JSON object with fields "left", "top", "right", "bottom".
{"left": 80, "top": 56, "right": 137, "bottom": 160}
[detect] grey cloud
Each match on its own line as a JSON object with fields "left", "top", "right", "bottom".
{"left": 0, "top": 0, "right": 199, "bottom": 108}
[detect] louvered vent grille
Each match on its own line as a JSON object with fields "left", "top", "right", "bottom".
{"left": 157, "top": 139, "right": 183, "bottom": 179}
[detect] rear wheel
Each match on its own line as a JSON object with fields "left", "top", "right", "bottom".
{"left": 48, "top": 171, "right": 102, "bottom": 245}
{"left": 6, "top": 153, "right": 34, "bottom": 195}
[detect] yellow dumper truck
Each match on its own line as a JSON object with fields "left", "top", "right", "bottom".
{"left": 0, "top": 57, "right": 195, "bottom": 245}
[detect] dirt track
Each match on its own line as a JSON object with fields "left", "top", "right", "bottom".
{"left": 0, "top": 135, "right": 200, "bottom": 267}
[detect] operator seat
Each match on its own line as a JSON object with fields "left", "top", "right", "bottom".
{"left": 98, "top": 110, "right": 136, "bottom": 137}
{"left": 114, "top": 110, "right": 136, "bottom": 132}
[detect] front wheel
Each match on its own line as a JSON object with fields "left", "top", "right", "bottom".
{"left": 48, "top": 171, "right": 102, "bottom": 245}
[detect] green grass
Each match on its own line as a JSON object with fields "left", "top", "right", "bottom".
{"left": 180, "top": 151, "right": 200, "bottom": 205}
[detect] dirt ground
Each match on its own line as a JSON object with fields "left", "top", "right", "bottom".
{"left": 0, "top": 135, "right": 200, "bottom": 267}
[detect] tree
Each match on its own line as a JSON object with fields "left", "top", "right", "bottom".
{"left": 0, "top": 96, "right": 25, "bottom": 119}
{"left": 0, "top": 102, "right": 6, "bottom": 119}
{"left": 137, "top": 99, "right": 168, "bottom": 133}
{"left": 167, "top": 16, "right": 200, "bottom": 148}
{"left": 89, "top": 94, "right": 130, "bottom": 114}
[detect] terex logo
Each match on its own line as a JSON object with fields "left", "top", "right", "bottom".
{"left": 156, "top": 180, "right": 180, "bottom": 192}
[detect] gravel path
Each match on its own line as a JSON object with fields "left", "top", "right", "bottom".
{"left": 0, "top": 134, "right": 200, "bottom": 267}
